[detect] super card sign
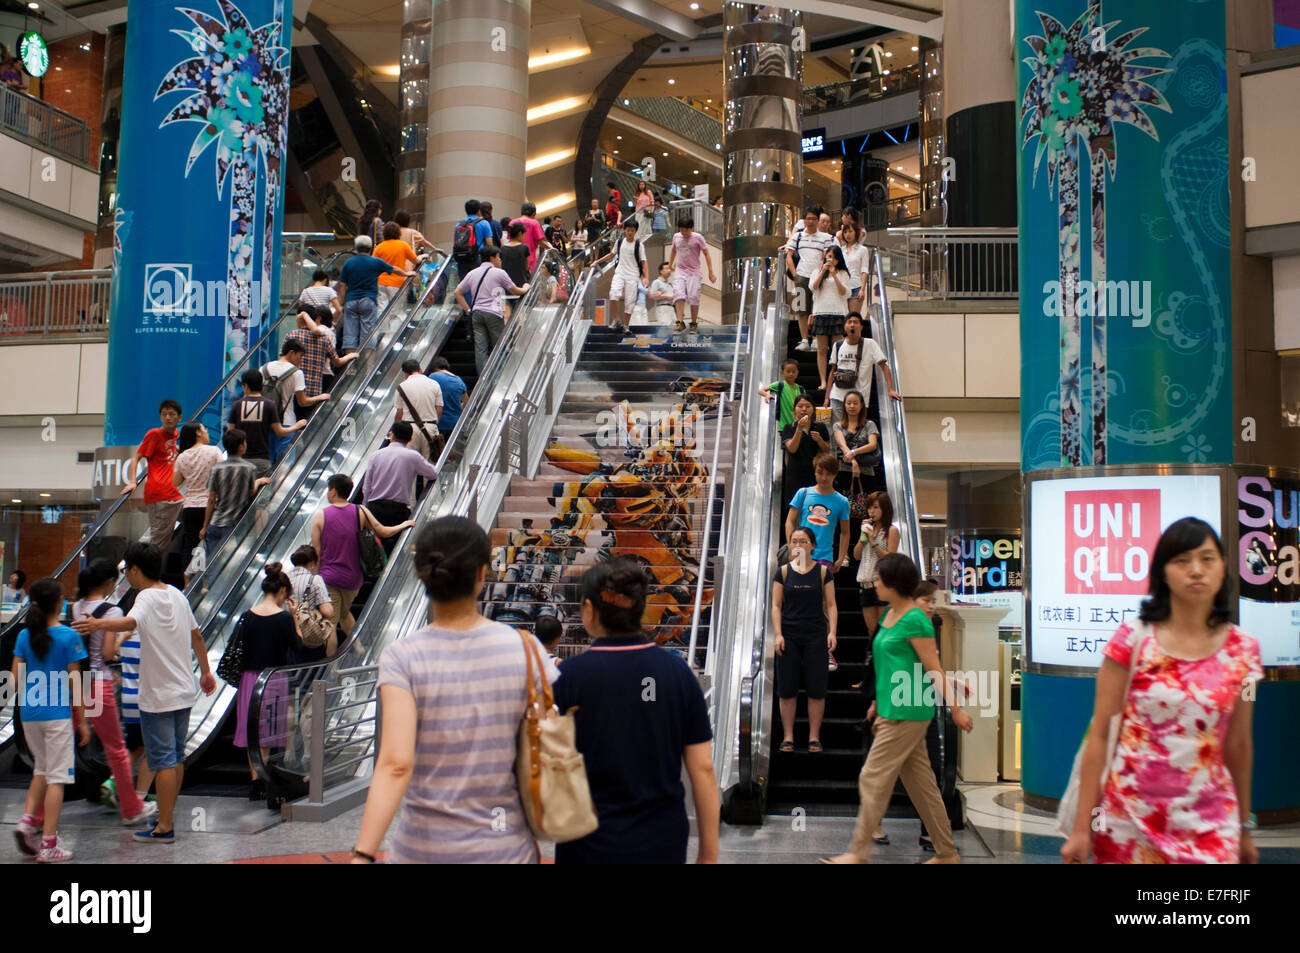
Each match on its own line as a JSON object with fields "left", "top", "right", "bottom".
{"left": 1064, "top": 490, "right": 1160, "bottom": 595}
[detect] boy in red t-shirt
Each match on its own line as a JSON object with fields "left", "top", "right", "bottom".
{"left": 122, "top": 399, "right": 185, "bottom": 554}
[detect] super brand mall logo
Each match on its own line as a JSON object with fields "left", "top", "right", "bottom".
{"left": 1064, "top": 489, "right": 1159, "bottom": 595}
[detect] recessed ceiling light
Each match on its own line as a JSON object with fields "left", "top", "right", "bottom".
{"left": 715, "top": 143, "right": 721, "bottom": 149}
{"left": 55, "top": 66, "right": 62, "bottom": 71}
{"left": 884, "top": 51, "right": 892, "bottom": 57}
{"left": 662, "top": 152, "right": 668, "bottom": 156}
{"left": 616, "top": 135, "right": 622, "bottom": 140}
{"left": 613, "top": 150, "right": 619, "bottom": 154}
{"left": 882, "top": 69, "right": 890, "bottom": 75}
{"left": 706, "top": 98, "right": 712, "bottom": 102}
{"left": 693, "top": 169, "right": 699, "bottom": 174}
{"left": 39, "top": 492, "right": 51, "bottom": 498}
{"left": 911, "top": 46, "right": 919, "bottom": 52}
{"left": 667, "top": 78, "right": 676, "bottom": 85}
{"left": 27, "top": 2, "right": 39, "bottom": 9}
{"left": 10, "top": 498, "right": 20, "bottom": 503}
{"left": 690, "top": 1, "right": 699, "bottom": 7}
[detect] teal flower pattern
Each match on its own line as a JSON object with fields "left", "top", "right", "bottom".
{"left": 1180, "top": 433, "right": 1211, "bottom": 462}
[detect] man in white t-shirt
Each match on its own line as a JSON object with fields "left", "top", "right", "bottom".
{"left": 668, "top": 216, "right": 716, "bottom": 332}
{"left": 826, "top": 312, "right": 902, "bottom": 427}
{"left": 785, "top": 207, "right": 832, "bottom": 352}
{"left": 261, "top": 338, "right": 328, "bottom": 466}
{"left": 72, "top": 542, "right": 215, "bottom": 845}
{"left": 394, "top": 358, "right": 444, "bottom": 459}
{"left": 596, "top": 220, "right": 648, "bottom": 335}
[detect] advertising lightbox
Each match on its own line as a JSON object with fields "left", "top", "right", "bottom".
{"left": 1028, "top": 473, "right": 1222, "bottom": 668}
{"left": 949, "top": 530, "right": 1023, "bottom": 629}
{"left": 1238, "top": 474, "right": 1300, "bottom": 666}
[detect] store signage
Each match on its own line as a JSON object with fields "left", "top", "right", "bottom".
{"left": 19, "top": 31, "right": 49, "bottom": 79}
{"left": 801, "top": 128, "right": 826, "bottom": 155}
{"left": 950, "top": 530, "right": 1023, "bottom": 629}
{"left": 1028, "top": 473, "right": 1221, "bottom": 668}
{"left": 1238, "top": 475, "right": 1300, "bottom": 666}
{"left": 91, "top": 446, "right": 139, "bottom": 502}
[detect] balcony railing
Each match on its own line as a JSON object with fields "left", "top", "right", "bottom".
{"left": 0, "top": 269, "right": 111, "bottom": 337}
{"left": 0, "top": 84, "right": 92, "bottom": 164}
{"left": 881, "top": 227, "right": 1019, "bottom": 299}
{"left": 803, "top": 64, "right": 922, "bottom": 115}
{"left": 617, "top": 97, "right": 722, "bottom": 153}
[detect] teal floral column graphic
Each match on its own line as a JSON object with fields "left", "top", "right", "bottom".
{"left": 1019, "top": 0, "right": 1170, "bottom": 465}
{"left": 155, "top": 0, "right": 289, "bottom": 371}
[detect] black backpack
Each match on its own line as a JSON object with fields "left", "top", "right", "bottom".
{"left": 260, "top": 362, "right": 298, "bottom": 420}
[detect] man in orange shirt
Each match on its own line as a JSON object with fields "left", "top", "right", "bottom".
{"left": 373, "top": 222, "right": 425, "bottom": 313}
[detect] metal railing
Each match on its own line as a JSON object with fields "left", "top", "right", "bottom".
{"left": 881, "top": 227, "right": 1019, "bottom": 299}
{"left": 802, "top": 64, "right": 922, "bottom": 115}
{"left": 666, "top": 199, "right": 723, "bottom": 245}
{"left": 0, "top": 84, "right": 92, "bottom": 163}
{"left": 0, "top": 269, "right": 111, "bottom": 337}
{"left": 618, "top": 96, "right": 722, "bottom": 153}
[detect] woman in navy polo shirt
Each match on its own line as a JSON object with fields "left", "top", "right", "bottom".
{"left": 552, "top": 559, "right": 721, "bottom": 864}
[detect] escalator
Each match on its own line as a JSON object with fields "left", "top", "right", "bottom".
{"left": 0, "top": 254, "right": 450, "bottom": 776}
{"left": 241, "top": 240, "right": 635, "bottom": 810}
{"left": 715, "top": 249, "right": 958, "bottom": 825}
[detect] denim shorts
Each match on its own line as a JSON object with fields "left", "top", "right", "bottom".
{"left": 140, "top": 708, "right": 190, "bottom": 771}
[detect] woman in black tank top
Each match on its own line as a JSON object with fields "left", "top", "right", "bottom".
{"left": 772, "top": 528, "right": 838, "bottom": 752}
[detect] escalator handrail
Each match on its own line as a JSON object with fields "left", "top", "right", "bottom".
{"left": 868, "top": 247, "right": 922, "bottom": 564}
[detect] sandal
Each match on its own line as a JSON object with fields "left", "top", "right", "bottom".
{"left": 779, "top": 740, "right": 795, "bottom": 752}
{"left": 872, "top": 832, "right": 890, "bottom": 845}
{"left": 808, "top": 740, "right": 823, "bottom": 752}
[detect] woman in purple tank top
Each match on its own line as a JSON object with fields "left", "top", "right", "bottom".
{"left": 310, "top": 474, "right": 414, "bottom": 648}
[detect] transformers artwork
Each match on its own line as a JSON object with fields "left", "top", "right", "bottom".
{"left": 488, "top": 379, "right": 727, "bottom": 644}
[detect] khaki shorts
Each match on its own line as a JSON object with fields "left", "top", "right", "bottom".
{"left": 24, "top": 719, "right": 75, "bottom": 784}
{"left": 327, "top": 585, "right": 360, "bottom": 625}
{"left": 148, "top": 500, "right": 184, "bottom": 553}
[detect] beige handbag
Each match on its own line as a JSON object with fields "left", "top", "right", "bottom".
{"left": 516, "top": 631, "right": 600, "bottom": 843}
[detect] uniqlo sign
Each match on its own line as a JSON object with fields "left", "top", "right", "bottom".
{"left": 1064, "top": 489, "right": 1161, "bottom": 595}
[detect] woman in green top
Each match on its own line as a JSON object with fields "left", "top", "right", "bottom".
{"left": 822, "top": 553, "right": 973, "bottom": 864}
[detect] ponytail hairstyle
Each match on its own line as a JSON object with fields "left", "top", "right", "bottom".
{"left": 261, "top": 561, "right": 291, "bottom": 596}
{"left": 580, "top": 557, "right": 648, "bottom": 635}
{"left": 76, "top": 557, "right": 119, "bottom": 599}
{"left": 414, "top": 516, "right": 491, "bottom": 602}
{"left": 24, "top": 578, "right": 64, "bottom": 661}
{"left": 177, "top": 421, "right": 203, "bottom": 454}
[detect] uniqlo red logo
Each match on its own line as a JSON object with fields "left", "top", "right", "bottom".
{"left": 1064, "top": 489, "right": 1160, "bottom": 594}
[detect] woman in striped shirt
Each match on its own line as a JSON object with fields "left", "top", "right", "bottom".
{"left": 351, "top": 516, "right": 557, "bottom": 864}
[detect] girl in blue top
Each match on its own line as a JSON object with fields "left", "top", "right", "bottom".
{"left": 11, "top": 578, "right": 90, "bottom": 863}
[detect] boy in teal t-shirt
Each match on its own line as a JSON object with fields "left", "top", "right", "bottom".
{"left": 759, "top": 359, "right": 806, "bottom": 429}
{"left": 785, "top": 453, "right": 850, "bottom": 568}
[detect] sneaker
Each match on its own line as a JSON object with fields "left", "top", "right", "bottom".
{"left": 795, "top": 338, "right": 812, "bottom": 352}
{"left": 133, "top": 825, "right": 175, "bottom": 845}
{"left": 674, "top": 320, "right": 686, "bottom": 332}
{"left": 36, "top": 839, "right": 73, "bottom": 863}
{"left": 122, "top": 801, "right": 158, "bottom": 827}
{"left": 143, "top": 793, "right": 157, "bottom": 804}
{"left": 100, "top": 779, "right": 118, "bottom": 811}
{"left": 689, "top": 321, "right": 699, "bottom": 332}
{"left": 13, "top": 821, "right": 39, "bottom": 857}
{"left": 828, "top": 653, "right": 838, "bottom": 672}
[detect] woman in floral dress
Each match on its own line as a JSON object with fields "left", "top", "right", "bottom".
{"left": 1062, "top": 517, "right": 1262, "bottom": 864}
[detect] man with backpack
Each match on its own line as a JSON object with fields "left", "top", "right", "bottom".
{"left": 595, "top": 220, "right": 648, "bottom": 335}
{"left": 228, "top": 368, "right": 305, "bottom": 477}
{"left": 260, "top": 338, "right": 329, "bottom": 465}
{"left": 452, "top": 198, "right": 494, "bottom": 280}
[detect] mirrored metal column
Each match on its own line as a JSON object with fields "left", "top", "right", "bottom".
{"left": 722, "top": 3, "right": 803, "bottom": 323}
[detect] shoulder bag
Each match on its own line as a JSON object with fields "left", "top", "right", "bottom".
{"left": 216, "top": 613, "right": 248, "bottom": 688}
{"left": 516, "top": 630, "right": 599, "bottom": 843}
{"left": 832, "top": 340, "right": 861, "bottom": 389}
{"left": 294, "top": 575, "right": 334, "bottom": 649}
{"left": 356, "top": 504, "right": 387, "bottom": 578}
{"left": 1054, "top": 623, "right": 1148, "bottom": 837}
{"left": 397, "top": 382, "right": 445, "bottom": 462}
{"left": 847, "top": 476, "right": 870, "bottom": 521}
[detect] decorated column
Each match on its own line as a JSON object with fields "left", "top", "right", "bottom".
{"left": 105, "top": 0, "right": 291, "bottom": 445}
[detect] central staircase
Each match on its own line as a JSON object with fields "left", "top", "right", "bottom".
{"left": 483, "top": 321, "right": 744, "bottom": 658}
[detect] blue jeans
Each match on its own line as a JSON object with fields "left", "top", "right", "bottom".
{"left": 140, "top": 708, "right": 190, "bottom": 771}
{"left": 471, "top": 309, "right": 505, "bottom": 374}
{"left": 270, "top": 429, "right": 293, "bottom": 466}
{"left": 205, "top": 523, "right": 233, "bottom": 561}
{"left": 343, "top": 296, "right": 378, "bottom": 351}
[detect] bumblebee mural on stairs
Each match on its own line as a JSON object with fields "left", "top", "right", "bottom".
{"left": 488, "top": 379, "right": 726, "bottom": 644}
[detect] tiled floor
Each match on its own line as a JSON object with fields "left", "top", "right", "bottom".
{"left": 3, "top": 784, "right": 1298, "bottom": 864}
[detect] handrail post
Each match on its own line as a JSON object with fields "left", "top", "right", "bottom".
{"left": 42, "top": 272, "right": 52, "bottom": 334}
{"left": 309, "top": 678, "right": 327, "bottom": 803}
